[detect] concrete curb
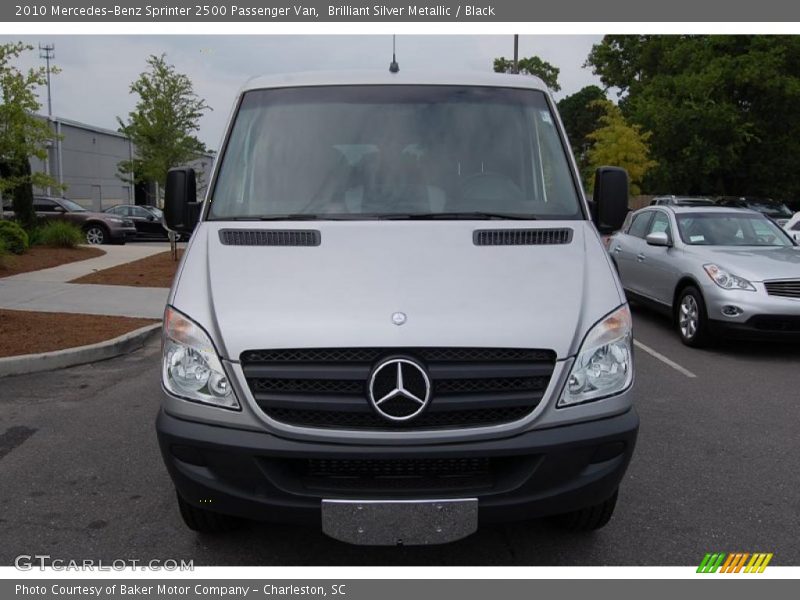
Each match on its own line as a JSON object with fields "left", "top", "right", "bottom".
{"left": 0, "top": 323, "right": 162, "bottom": 378}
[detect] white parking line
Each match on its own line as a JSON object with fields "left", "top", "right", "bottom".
{"left": 634, "top": 340, "right": 697, "bottom": 379}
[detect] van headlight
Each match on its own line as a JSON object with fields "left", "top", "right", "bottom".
{"left": 162, "top": 306, "right": 239, "bottom": 410}
{"left": 559, "top": 305, "right": 633, "bottom": 407}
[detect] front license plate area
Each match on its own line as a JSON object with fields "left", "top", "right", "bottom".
{"left": 321, "top": 498, "right": 478, "bottom": 546}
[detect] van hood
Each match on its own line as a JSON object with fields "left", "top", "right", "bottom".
{"left": 172, "top": 221, "right": 623, "bottom": 361}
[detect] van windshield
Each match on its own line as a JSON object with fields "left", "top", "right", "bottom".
{"left": 207, "top": 85, "right": 582, "bottom": 221}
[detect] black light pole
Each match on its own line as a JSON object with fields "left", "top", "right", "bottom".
{"left": 39, "top": 43, "right": 55, "bottom": 117}
{"left": 513, "top": 34, "right": 519, "bottom": 74}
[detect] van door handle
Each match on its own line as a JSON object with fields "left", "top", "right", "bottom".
{"left": 612, "top": 246, "right": 622, "bottom": 253}
{"left": 636, "top": 253, "right": 646, "bottom": 262}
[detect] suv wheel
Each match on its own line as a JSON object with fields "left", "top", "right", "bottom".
{"left": 176, "top": 492, "right": 242, "bottom": 534}
{"left": 677, "top": 286, "right": 709, "bottom": 347}
{"left": 85, "top": 224, "right": 107, "bottom": 245}
{"left": 553, "top": 490, "right": 618, "bottom": 531}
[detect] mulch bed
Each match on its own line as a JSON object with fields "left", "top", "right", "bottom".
{"left": 0, "top": 309, "right": 159, "bottom": 358}
{"left": 70, "top": 250, "right": 184, "bottom": 288}
{"left": 0, "top": 246, "right": 105, "bottom": 278}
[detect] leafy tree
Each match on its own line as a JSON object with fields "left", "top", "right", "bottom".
{"left": 557, "top": 85, "right": 607, "bottom": 181}
{"left": 493, "top": 55, "right": 561, "bottom": 91}
{"left": 117, "top": 54, "right": 210, "bottom": 205}
{"left": 586, "top": 100, "right": 657, "bottom": 196}
{"left": 586, "top": 35, "right": 800, "bottom": 198}
{"left": 0, "top": 42, "right": 61, "bottom": 229}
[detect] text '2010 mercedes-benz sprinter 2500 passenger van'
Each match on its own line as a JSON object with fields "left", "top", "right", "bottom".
{"left": 157, "top": 70, "right": 637, "bottom": 545}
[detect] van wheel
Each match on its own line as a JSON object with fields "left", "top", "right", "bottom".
{"left": 676, "top": 286, "right": 709, "bottom": 347}
{"left": 553, "top": 490, "right": 618, "bottom": 531}
{"left": 85, "top": 224, "right": 107, "bottom": 245}
{"left": 176, "top": 492, "right": 242, "bottom": 534}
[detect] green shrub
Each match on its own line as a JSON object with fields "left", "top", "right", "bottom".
{"left": 0, "top": 238, "right": 9, "bottom": 268}
{"left": 37, "top": 221, "right": 84, "bottom": 248}
{"left": 0, "top": 220, "right": 29, "bottom": 255}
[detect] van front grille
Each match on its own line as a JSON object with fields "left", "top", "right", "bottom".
{"left": 240, "top": 347, "right": 556, "bottom": 431}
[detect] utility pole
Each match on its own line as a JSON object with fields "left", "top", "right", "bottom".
{"left": 513, "top": 34, "right": 519, "bottom": 74}
{"left": 39, "top": 43, "right": 55, "bottom": 117}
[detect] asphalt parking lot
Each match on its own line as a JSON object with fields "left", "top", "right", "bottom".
{"left": 1, "top": 305, "right": 798, "bottom": 566}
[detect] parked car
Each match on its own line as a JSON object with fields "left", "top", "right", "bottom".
{"left": 715, "top": 196, "right": 794, "bottom": 227}
{"left": 783, "top": 211, "right": 800, "bottom": 243}
{"left": 104, "top": 204, "right": 167, "bottom": 238}
{"left": 2, "top": 196, "right": 136, "bottom": 244}
{"left": 155, "top": 70, "right": 638, "bottom": 543}
{"left": 608, "top": 206, "right": 800, "bottom": 346}
{"left": 650, "top": 195, "right": 716, "bottom": 207}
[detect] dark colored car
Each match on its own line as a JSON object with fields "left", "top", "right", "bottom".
{"left": 2, "top": 196, "right": 137, "bottom": 244}
{"left": 105, "top": 204, "right": 167, "bottom": 238}
{"left": 715, "top": 196, "right": 794, "bottom": 226}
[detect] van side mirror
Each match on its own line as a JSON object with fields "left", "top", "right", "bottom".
{"left": 164, "top": 167, "right": 201, "bottom": 233}
{"left": 591, "top": 167, "right": 629, "bottom": 234}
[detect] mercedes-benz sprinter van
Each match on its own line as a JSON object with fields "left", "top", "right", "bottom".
{"left": 157, "top": 70, "right": 637, "bottom": 545}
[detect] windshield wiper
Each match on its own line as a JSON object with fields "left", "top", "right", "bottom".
{"left": 375, "top": 212, "right": 538, "bottom": 221}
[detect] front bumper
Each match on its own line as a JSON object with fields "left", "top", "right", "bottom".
{"left": 109, "top": 225, "right": 138, "bottom": 241}
{"left": 156, "top": 407, "right": 639, "bottom": 525}
{"left": 703, "top": 283, "right": 800, "bottom": 340}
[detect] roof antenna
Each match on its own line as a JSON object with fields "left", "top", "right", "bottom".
{"left": 389, "top": 35, "right": 399, "bottom": 73}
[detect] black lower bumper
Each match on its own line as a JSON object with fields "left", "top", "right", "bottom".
{"left": 709, "top": 315, "right": 800, "bottom": 341}
{"left": 156, "top": 408, "right": 639, "bottom": 525}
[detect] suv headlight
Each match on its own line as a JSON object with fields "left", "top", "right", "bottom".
{"left": 107, "top": 216, "right": 123, "bottom": 223}
{"left": 703, "top": 264, "right": 755, "bottom": 291}
{"left": 162, "top": 306, "right": 239, "bottom": 410}
{"left": 559, "top": 305, "right": 633, "bottom": 407}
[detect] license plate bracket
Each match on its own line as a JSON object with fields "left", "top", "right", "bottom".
{"left": 321, "top": 498, "right": 478, "bottom": 546}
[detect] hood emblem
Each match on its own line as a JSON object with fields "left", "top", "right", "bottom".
{"left": 391, "top": 311, "right": 407, "bottom": 326}
{"left": 368, "top": 358, "right": 431, "bottom": 422}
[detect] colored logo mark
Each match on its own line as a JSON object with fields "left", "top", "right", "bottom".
{"left": 697, "top": 552, "right": 773, "bottom": 573}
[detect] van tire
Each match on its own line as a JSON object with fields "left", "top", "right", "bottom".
{"left": 553, "top": 490, "right": 618, "bottom": 531}
{"left": 176, "top": 492, "right": 242, "bottom": 534}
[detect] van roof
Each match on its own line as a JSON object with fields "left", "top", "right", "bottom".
{"left": 241, "top": 70, "right": 550, "bottom": 93}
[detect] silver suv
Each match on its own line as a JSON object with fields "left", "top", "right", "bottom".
{"left": 157, "top": 70, "right": 638, "bottom": 545}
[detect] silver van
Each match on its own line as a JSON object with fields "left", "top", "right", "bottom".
{"left": 157, "top": 70, "right": 638, "bottom": 545}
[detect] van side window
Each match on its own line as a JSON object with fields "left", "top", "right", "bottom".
{"left": 627, "top": 212, "right": 652, "bottom": 238}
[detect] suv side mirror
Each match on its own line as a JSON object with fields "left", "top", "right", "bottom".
{"left": 164, "top": 168, "right": 200, "bottom": 233}
{"left": 591, "top": 167, "right": 629, "bottom": 234}
{"left": 646, "top": 231, "right": 671, "bottom": 247}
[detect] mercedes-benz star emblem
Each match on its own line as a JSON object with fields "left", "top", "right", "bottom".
{"left": 391, "top": 312, "right": 407, "bottom": 326}
{"left": 368, "top": 358, "right": 431, "bottom": 422}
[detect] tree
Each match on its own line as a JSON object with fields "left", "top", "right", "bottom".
{"left": 493, "top": 55, "right": 561, "bottom": 91}
{"left": 0, "top": 42, "right": 61, "bottom": 228}
{"left": 117, "top": 54, "right": 210, "bottom": 205}
{"left": 585, "top": 35, "right": 800, "bottom": 198}
{"left": 586, "top": 100, "right": 657, "bottom": 196}
{"left": 557, "top": 85, "right": 608, "bottom": 181}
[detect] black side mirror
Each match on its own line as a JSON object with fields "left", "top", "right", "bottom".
{"left": 591, "top": 167, "right": 629, "bottom": 234}
{"left": 164, "top": 167, "right": 201, "bottom": 233}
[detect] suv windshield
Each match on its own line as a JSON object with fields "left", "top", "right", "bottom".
{"left": 676, "top": 212, "right": 794, "bottom": 247}
{"left": 59, "top": 198, "right": 87, "bottom": 212}
{"left": 207, "top": 85, "right": 582, "bottom": 220}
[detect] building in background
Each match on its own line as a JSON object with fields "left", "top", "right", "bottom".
{"left": 30, "top": 115, "right": 214, "bottom": 210}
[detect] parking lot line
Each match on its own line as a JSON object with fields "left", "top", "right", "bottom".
{"left": 633, "top": 339, "right": 697, "bottom": 379}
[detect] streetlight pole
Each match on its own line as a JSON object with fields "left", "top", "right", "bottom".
{"left": 38, "top": 43, "right": 55, "bottom": 117}
{"left": 513, "top": 34, "right": 519, "bottom": 74}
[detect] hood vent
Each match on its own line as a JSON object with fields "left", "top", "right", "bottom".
{"left": 219, "top": 229, "right": 321, "bottom": 247}
{"left": 473, "top": 228, "right": 573, "bottom": 246}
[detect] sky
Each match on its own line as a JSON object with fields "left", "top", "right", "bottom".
{"left": 2, "top": 35, "right": 604, "bottom": 149}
